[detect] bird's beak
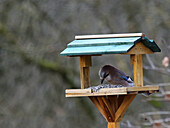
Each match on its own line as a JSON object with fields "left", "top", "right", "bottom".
{"left": 101, "top": 78, "right": 105, "bottom": 84}
{"left": 100, "top": 73, "right": 109, "bottom": 84}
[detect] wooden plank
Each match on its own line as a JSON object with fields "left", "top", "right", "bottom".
{"left": 65, "top": 89, "right": 92, "bottom": 93}
{"left": 133, "top": 54, "right": 143, "bottom": 87}
{"left": 80, "top": 67, "right": 91, "bottom": 88}
{"left": 97, "top": 97, "right": 111, "bottom": 121}
{"left": 114, "top": 97, "right": 119, "bottom": 114}
{"left": 65, "top": 86, "right": 159, "bottom": 97}
{"left": 138, "top": 54, "right": 143, "bottom": 87}
{"left": 80, "top": 56, "right": 91, "bottom": 89}
{"left": 118, "top": 95, "right": 125, "bottom": 108}
{"left": 102, "top": 97, "right": 115, "bottom": 121}
{"left": 62, "top": 41, "right": 134, "bottom": 56}
{"left": 127, "top": 91, "right": 138, "bottom": 94}
{"left": 89, "top": 96, "right": 107, "bottom": 120}
{"left": 75, "top": 33, "right": 145, "bottom": 40}
{"left": 99, "top": 88, "right": 127, "bottom": 94}
{"left": 108, "top": 122, "right": 120, "bottom": 128}
{"left": 108, "top": 96, "right": 117, "bottom": 114}
{"left": 68, "top": 54, "right": 102, "bottom": 57}
{"left": 115, "top": 94, "right": 136, "bottom": 121}
{"left": 127, "top": 86, "right": 159, "bottom": 92}
{"left": 130, "top": 54, "right": 135, "bottom": 65}
{"left": 66, "top": 92, "right": 127, "bottom": 97}
{"left": 124, "top": 42, "right": 154, "bottom": 54}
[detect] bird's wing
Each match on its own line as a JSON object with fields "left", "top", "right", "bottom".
{"left": 121, "top": 76, "right": 134, "bottom": 83}
{"left": 120, "top": 76, "right": 128, "bottom": 81}
{"left": 116, "top": 68, "right": 127, "bottom": 76}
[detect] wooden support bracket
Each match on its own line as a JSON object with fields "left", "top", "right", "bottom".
{"left": 89, "top": 94, "right": 136, "bottom": 128}
{"left": 115, "top": 94, "right": 136, "bottom": 121}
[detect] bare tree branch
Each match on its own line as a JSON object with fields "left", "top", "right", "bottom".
{"left": 143, "top": 65, "right": 170, "bottom": 75}
{"left": 146, "top": 54, "right": 156, "bottom": 69}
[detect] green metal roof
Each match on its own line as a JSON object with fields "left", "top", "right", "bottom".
{"left": 60, "top": 36, "right": 161, "bottom": 56}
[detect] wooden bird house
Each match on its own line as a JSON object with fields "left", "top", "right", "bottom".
{"left": 60, "top": 33, "right": 161, "bottom": 128}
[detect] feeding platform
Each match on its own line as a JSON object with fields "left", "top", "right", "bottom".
{"left": 66, "top": 86, "right": 159, "bottom": 97}
{"left": 60, "top": 33, "right": 161, "bottom": 128}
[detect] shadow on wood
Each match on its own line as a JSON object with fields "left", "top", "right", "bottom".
{"left": 89, "top": 94, "right": 136, "bottom": 128}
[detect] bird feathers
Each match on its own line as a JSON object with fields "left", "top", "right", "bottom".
{"left": 99, "top": 65, "right": 134, "bottom": 87}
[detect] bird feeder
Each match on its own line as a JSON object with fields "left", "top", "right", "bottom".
{"left": 60, "top": 33, "right": 161, "bottom": 128}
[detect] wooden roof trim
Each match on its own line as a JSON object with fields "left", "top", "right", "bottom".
{"left": 75, "top": 33, "right": 145, "bottom": 40}
{"left": 122, "top": 42, "right": 154, "bottom": 55}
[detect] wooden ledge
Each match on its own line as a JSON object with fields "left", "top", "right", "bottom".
{"left": 65, "top": 86, "right": 159, "bottom": 97}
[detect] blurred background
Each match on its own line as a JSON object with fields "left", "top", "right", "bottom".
{"left": 0, "top": 0, "right": 170, "bottom": 128}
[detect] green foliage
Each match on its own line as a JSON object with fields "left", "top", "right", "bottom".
{"left": 149, "top": 100, "right": 163, "bottom": 108}
{"left": 37, "top": 59, "right": 59, "bottom": 71}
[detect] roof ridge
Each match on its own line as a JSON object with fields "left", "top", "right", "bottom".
{"left": 75, "top": 33, "right": 145, "bottom": 40}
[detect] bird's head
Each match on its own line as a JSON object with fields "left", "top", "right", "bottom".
{"left": 98, "top": 65, "right": 111, "bottom": 84}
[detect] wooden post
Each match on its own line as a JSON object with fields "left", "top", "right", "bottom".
{"left": 80, "top": 56, "right": 92, "bottom": 89}
{"left": 108, "top": 122, "right": 120, "bottom": 128}
{"left": 130, "top": 54, "right": 143, "bottom": 87}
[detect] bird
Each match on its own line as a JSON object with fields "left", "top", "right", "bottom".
{"left": 98, "top": 65, "right": 134, "bottom": 87}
